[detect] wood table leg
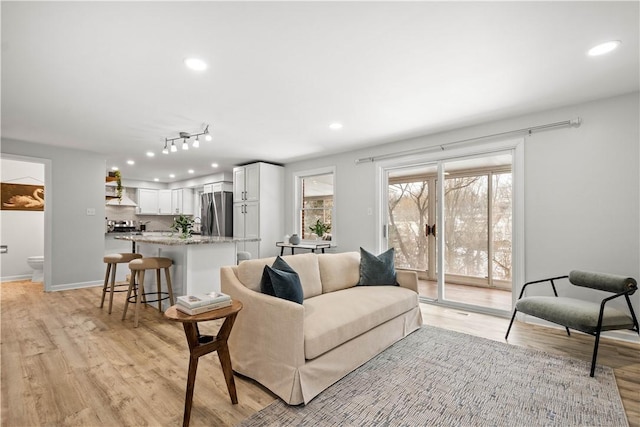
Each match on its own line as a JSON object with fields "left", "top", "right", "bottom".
{"left": 216, "top": 313, "right": 239, "bottom": 403}
{"left": 183, "top": 353, "right": 199, "bottom": 427}
{"left": 217, "top": 343, "right": 237, "bottom": 403}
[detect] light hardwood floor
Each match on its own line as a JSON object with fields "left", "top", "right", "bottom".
{"left": 2, "top": 280, "right": 639, "bottom": 427}
{"left": 417, "top": 279, "right": 512, "bottom": 311}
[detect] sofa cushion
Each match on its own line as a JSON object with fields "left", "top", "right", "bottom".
{"left": 358, "top": 247, "right": 397, "bottom": 286}
{"left": 303, "top": 286, "right": 418, "bottom": 360}
{"left": 261, "top": 257, "right": 304, "bottom": 304}
{"left": 238, "top": 256, "right": 277, "bottom": 292}
{"left": 318, "top": 252, "right": 360, "bottom": 293}
{"left": 237, "top": 253, "right": 323, "bottom": 299}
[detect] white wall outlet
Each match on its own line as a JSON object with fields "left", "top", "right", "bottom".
{"left": 86, "top": 208, "right": 96, "bottom": 216}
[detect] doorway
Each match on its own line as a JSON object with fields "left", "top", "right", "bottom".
{"left": 0, "top": 156, "right": 48, "bottom": 288}
{"left": 381, "top": 145, "right": 522, "bottom": 315}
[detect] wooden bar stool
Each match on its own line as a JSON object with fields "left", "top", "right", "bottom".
{"left": 122, "top": 257, "right": 175, "bottom": 327}
{"left": 101, "top": 253, "right": 143, "bottom": 314}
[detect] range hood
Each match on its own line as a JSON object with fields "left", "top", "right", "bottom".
{"left": 106, "top": 190, "right": 137, "bottom": 207}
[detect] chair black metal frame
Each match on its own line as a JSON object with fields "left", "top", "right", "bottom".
{"left": 505, "top": 273, "right": 639, "bottom": 377}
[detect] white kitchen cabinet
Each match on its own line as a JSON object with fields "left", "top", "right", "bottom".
{"left": 233, "top": 163, "right": 260, "bottom": 202}
{"left": 172, "top": 188, "right": 194, "bottom": 215}
{"left": 233, "top": 162, "right": 283, "bottom": 259}
{"left": 234, "top": 201, "right": 260, "bottom": 256}
{"left": 158, "top": 190, "right": 172, "bottom": 215}
{"left": 137, "top": 188, "right": 193, "bottom": 215}
{"left": 171, "top": 189, "right": 182, "bottom": 215}
{"left": 204, "top": 181, "right": 233, "bottom": 194}
{"left": 137, "top": 189, "right": 159, "bottom": 214}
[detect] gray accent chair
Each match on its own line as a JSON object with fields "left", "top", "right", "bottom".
{"left": 505, "top": 270, "right": 638, "bottom": 376}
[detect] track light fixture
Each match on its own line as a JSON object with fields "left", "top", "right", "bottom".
{"left": 163, "top": 125, "right": 212, "bottom": 154}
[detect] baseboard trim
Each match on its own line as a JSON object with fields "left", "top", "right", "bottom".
{"left": 1, "top": 274, "right": 31, "bottom": 282}
{"left": 49, "top": 281, "right": 103, "bottom": 292}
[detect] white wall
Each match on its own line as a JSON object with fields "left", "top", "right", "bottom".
{"left": 284, "top": 92, "right": 640, "bottom": 318}
{"left": 1, "top": 139, "right": 106, "bottom": 290}
{"left": 0, "top": 158, "right": 45, "bottom": 280}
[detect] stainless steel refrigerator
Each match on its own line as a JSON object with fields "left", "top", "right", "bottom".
{"left": 201, "top": 191, "right": 233, "bottom": 237}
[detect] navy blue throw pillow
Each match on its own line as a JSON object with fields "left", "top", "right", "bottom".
{"left": 260, "top": 257, "right": 304, "bottom": 304}
{"left": 358, "top": 247, "right": 398, "bottom": 286}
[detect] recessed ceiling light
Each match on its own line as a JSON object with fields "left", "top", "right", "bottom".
{"left": 169, "top": 173, "right": 175, "bottom": 178}
{"left": 127, "top": 160, "right": 135, "bottom": 165}
{"left": 153, "top": 178, "right": 159, "bottom": 182}
{"left": 329, "top": 122, "right": 343, "bottom": 130}
{"left": 588, "top": 40, "right": 621, "bottom": 56}
{"left": 111, "top": 166, "right": 119, "bottom": 171}
{"left": 184, "top": 57, "right": 207, "bottom": 71}
{"left": 146, "top": 151, "right": 155, "bottom": 157}
{"left": 188, "top": 169, "right": 194, "bottom": 174}
{"left": 211, "top": 163, "right": 218, "bottom": 168}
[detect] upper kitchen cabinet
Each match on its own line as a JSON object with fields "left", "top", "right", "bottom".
{"left": 137, "top": 188, "right": 159, "bottom": 214}
{"left": 233, "top": 162, "right": 284, "bottom": 258}
{"left": 171, "top": 188, "right": 194, "bottom": 215}
{"left": 203, "top": 181, "right": 233, "bottom": 194}
{"left": 233, "top": 163, "right": 260, "bottom": 202}
{"left": 158, "top": 190, "right": 172, "bottom": 215}
{"left": 137, "top": 188, "right": 186, "bottom": 215}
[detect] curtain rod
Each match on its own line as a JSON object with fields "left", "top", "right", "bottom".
{"left": 355, "top": 117, "right": 582, "bottom": 164}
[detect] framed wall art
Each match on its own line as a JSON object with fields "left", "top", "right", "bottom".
{"left": 1, "top": 183, "right": 45, "bottom": 211}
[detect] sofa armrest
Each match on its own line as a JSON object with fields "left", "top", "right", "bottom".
{"left": 221, "top": 266, "right": 306, "bottom": 368}
{"left": 397, "top": 269, "right": 419, "bottom": 293}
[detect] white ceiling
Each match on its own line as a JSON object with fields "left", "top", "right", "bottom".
{"left": 2, "top": 1, "right": 638, "bottom": 183}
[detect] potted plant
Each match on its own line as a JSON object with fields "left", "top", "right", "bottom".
{"left": 114, "top": 171, "right": 123, "bottom": 202}
{"left": 309, "top": 219, "right": 331, "bottom": 239}
{"left": 172, "top": 214, "right": 194, "bottom": 239}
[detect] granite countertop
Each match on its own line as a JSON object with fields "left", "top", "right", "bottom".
{"left": 114, "top": 234, "right": 260, "bottom": 246}
{"left": 105, "top": 230, "right": 173, "bottom": 236}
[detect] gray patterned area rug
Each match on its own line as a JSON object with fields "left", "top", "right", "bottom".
{"left": 239, "top": 326, "right": 628, "bottom": 427}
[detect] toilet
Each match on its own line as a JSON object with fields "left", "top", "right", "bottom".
{"left": 27, "top": 256, "right": 44, "bottom": 282}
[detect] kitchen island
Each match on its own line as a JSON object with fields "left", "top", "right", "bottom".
{"left": 115, "top": 234, "right": 259, "bottom": 304}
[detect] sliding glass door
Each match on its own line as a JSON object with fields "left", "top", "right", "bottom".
{"left": 384, "top": 152, "right": 514, "bottom": 313}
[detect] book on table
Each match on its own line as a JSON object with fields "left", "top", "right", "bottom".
{"left": 177, "top": 291, "right": 231, "bottom": 308}
{"left": 176, "top": 299, "right": 232, "bottom": 315}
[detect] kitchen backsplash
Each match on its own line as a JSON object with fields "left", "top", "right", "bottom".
{"left": 105, "top": 205, "right": 176, "bottom": 230}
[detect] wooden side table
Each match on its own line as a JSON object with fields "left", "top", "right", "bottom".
{"left": 164, "top": 300, "right": 243, "bottom": 427}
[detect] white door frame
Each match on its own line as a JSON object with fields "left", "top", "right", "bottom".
{"left": 375, "top": 137, "right": 524, "bottom": 316}
{"left": 1, "top": 153, "right": 53, "bottom": 291}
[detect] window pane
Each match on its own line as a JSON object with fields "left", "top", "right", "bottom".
{"left": 300, "top": 173, "right": 333, "bottom": 239}
{"left": 492, "top": 172, "right": 512, "bottom": 281}
{"left": 388, "top": 181, "right": 429, "bottom": 270}
{"left": 444, "top": 175, "right": 488, "bottom": 279}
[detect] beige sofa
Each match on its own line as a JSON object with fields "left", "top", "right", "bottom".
{"left": 220, "top": 251, "right": 423, "bottom": 405}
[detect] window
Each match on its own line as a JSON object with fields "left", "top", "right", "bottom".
{"left": 294, "top": 167, "right": 335, "bottom": 242}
